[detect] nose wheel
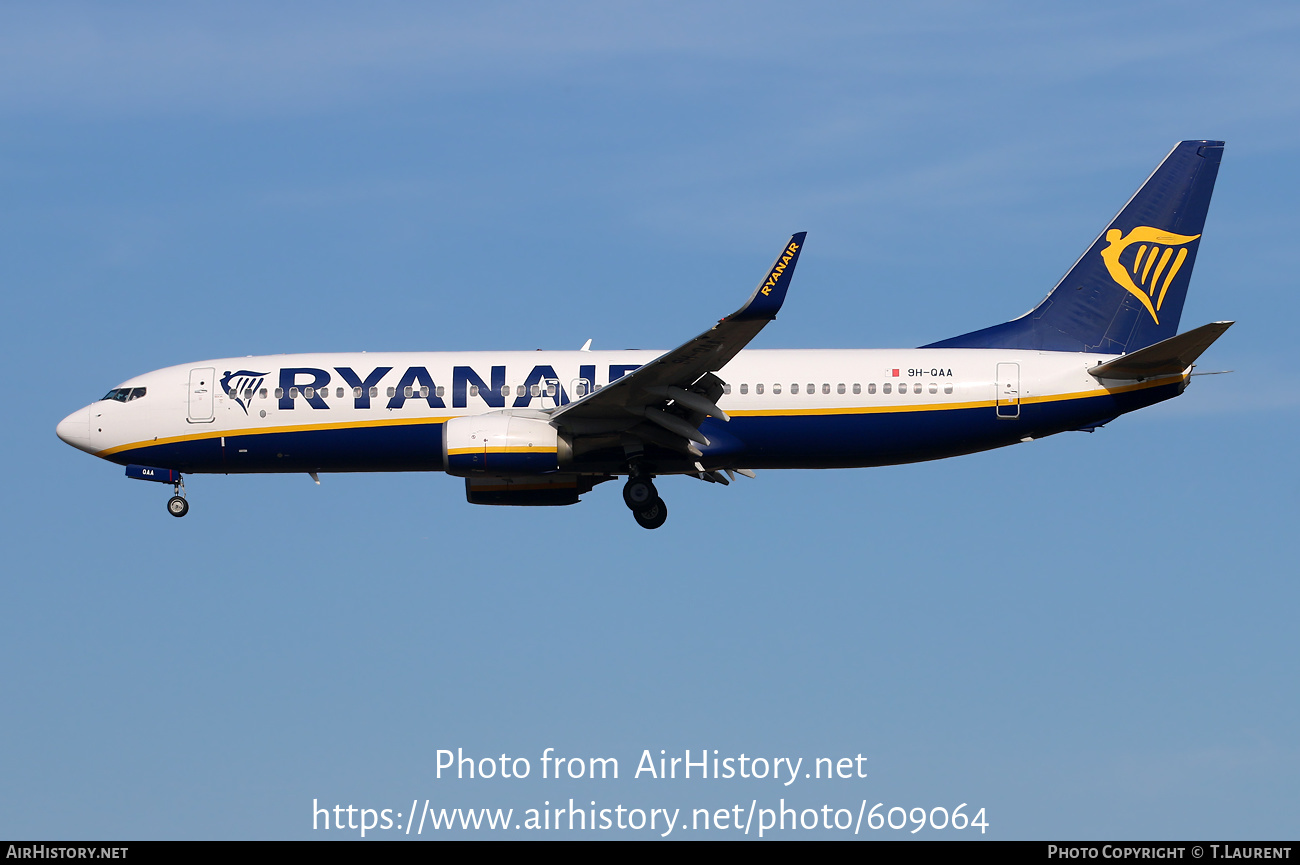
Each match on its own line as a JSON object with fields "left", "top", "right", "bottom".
{"left": 167, "top": 477, "right": 189, "bottom": 518}
{"left": 623, "top": 474, "right": 667, "bottom": 529}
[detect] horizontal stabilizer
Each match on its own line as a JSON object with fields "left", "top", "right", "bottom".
{"left": 1089, "top": 321, "right": 1233, "bottom": 380}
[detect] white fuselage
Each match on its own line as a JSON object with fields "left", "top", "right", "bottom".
{"left": 57, "top": 347, "right": 1187, "bottom": 476}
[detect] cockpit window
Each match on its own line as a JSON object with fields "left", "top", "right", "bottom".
{"left": 100, "top": 387, "right": 146, "bottom": 403}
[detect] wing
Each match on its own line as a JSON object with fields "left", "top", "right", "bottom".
{"left": 550, "top": 232, "right": 806, "bottom": 457}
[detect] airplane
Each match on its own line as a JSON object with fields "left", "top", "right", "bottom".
{"left": 56, "top": 139, "right": 1231, "bottom": 529}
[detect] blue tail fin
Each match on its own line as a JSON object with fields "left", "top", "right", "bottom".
{"left": 924, "top": 140, "right": 1223, "bottom": 353}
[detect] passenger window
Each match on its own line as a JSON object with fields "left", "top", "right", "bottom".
{"left": 882, "top": 383, "right": 891, "bottom": 394}
{"left": 530, "top": 384, "right": 541, "bottom": 397}
{"left": 260, "top": 388, "right": 268, "bottom": 399}
{"left": 866, "top": 383, "right": 874, "bottom": 394}
{"left": 501, "top": 385, "right": 512, "bottom": 398}
{"left": 304, "top": 387, "right": 315, "bottom": 399}
{"left": 387, "top": 387, "right": 396, "bottom": 398}
{"left": 290, "top": 387, "right": 300, "bottom": 399}
{"left": 469, "top": 385, "right": 480, "bottom": 397}
{"left": 853, "top": 383, "right": 861, "bottom": 395}
{"left": 756, "top": 384, "right": 764, "bottom": 394}
{"left": 420, "top": 386, "right": 430, "bottom": 398}
{"left": 404, "top": 386, "right": 413, "bottom": 398}
{"left": 944, "top": 383, "right": 953, "bottom": 394}
{"left": 353, "top": 387, "right": 362, "bottom": 398}
{"left": 436, "top": 386, "right": 445, "bottom": 398}
{"left": 822, "top": 383, "right": 829, "bottom": 394}
{"left": 929, "top": 383, "right": 937, "bottom": 394}
{"left": 740, "top": 384, "right": 748, "bottom": 395}
{"left": 722, "top": 384, "right": 731, "bottom": 395}
{"left": 275, "top": 388, "right": 284, "bottom": 399}
{"left": 837, "top": 383, "right": 846, "bottom": 394}
{"left": 546, "top": 383, "right": 556, "bottom": 398}
{"left": 516, "top": 385, "right": 526, "bottom": 397}
{"left": 370, "top": 387, "right": 378, "bottom": 398}
{"left": 773, "top": 384, "right": 782, "bottom": 394}
{"left": 792, "top": 383, "right": 800, "bottom": 394}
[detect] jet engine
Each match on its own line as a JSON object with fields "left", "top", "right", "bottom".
{"left": 442, "top": 412, "right": 567, "bottom": 476}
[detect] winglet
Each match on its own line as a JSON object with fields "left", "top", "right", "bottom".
{"left": 731, "top": 232, "right": 807, "bottom": 321}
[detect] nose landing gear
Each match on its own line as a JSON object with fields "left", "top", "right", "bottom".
{"left": 167, "top": 477, "right": 189, "bottom": 518}
{"left": 124, "top": 464, "right": 190, "bottom": 518}
{"left": 623, "top": 472, "right": 667, "bottom": 529}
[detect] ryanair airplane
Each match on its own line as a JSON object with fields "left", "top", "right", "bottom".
{"left": 57, "top": 140, "right": 1231, "bottom": 529}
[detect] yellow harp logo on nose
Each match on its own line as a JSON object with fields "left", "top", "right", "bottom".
{"left": 1100, "top": 226, "right": 1200, "bottom": 324}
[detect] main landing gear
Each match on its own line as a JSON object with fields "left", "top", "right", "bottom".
{"left": 623, "top": 473, "right": 668, "bottom": 530}
{"left": 167, "top": 476, "right": 189, "bottom": 518}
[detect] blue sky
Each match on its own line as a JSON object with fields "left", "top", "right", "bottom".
{"left": 2, "top": 1, "right": 1297, "bottom": 840}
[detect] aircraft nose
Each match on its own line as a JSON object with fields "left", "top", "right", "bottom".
{"left": 56, "top": 407, "right": 93, "bottom": 453}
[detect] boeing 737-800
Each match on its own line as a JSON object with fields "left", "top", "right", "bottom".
{"left": 57, "top": 140, "right": 1231, "bottom": 529}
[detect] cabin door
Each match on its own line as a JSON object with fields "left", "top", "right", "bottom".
{"left": 995, "top": 363, "right": 1020, "bottom": 419}
{"left": 188, "top": 367, "right": 216, "bottom": 423}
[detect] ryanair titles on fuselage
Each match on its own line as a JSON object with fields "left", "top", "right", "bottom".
{"left": 236, "top": 362, "right": 645, "bottom": 412}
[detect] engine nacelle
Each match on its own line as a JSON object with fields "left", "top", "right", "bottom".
{"left": 443, "top": 412, "right": 563, "bottom": 477}
{"left": 465, "top": 475, "right": 591, "bottom": 506}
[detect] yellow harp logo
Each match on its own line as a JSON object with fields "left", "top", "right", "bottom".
{"left": 1100, "top": 226, "right": 1200, "bottom": 324}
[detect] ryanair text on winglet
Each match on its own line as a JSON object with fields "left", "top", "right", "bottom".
{"left": 760, "top": 242, "right": 800, "bottom": 296}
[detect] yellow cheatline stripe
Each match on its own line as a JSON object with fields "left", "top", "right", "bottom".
{"left": 96, "top": 414, "right": 454, "bottom": 457}
{"left": 98, "top": 375, "right": 1186, "bottom": 456}
{"left": 447, "top": 446, "right": 558, "bottom": 456}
